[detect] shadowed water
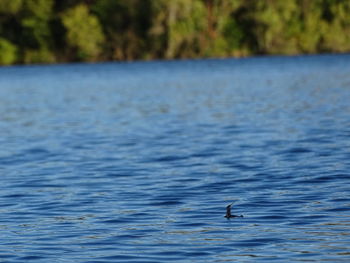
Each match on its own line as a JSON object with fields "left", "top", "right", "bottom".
{"left": 0, "top": 55, "right": 350, "bottom": 262}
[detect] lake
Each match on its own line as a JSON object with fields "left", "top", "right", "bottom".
{"left": 0, "top": 55, "right": 350, "bottom": 262}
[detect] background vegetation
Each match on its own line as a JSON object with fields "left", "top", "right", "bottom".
{"left": 0, "top": 0, "right": 350, "bottom": 65}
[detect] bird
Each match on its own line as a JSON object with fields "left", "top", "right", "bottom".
{"left": 225, "top": 203, "right": 243, "bottom": 219}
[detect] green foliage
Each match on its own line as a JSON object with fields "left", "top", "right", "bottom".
{"left": 24, "top": 0, "right": 53, "bottom": 20}
{"left": 61, "top": 4, "right": 105, "bottom": 61}
{"left": 0, "top": 0, "right": 350, "bottom": 65}
{"left": 92, "top": 0, "right": 151, "bottom": 60}
{"left": 0, "top": 38, "right": 18, "bottom": 65}
{"left": 18, "top": 0, "right": 55, "bottom": 63}
{"left": 321, "top": 1, "right": 350, "bottom": 52}
{"left": 203, "top": 0, "right": 246, "bottom": 57}
{"left": 23, "top": 48, "right": 55, "bottom": 64}
{"left": 221, "top": 18, "right": 245, "bottom": 55}
{"left": 253, "top": 0, "right": 301, "bottom": 54}
{"left": 0, "top": 0, "right": 23, "bottom": 15}
{"left": 297, "top": 2, "right": 325, "bottom": 53}
{"left": 164, "top": 0, "right": 206, "bottom": 58}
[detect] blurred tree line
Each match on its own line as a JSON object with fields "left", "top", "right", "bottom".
{"left": 0, "top": 0, "right": 350, "bottom": 65}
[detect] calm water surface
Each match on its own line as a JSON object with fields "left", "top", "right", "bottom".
{"left": 0, "top": 55, "right": 350, "bottom": 262}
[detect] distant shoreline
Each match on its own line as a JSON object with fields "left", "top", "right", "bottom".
{"left": 1, "top": 1, "right": 350, "bottom": 66}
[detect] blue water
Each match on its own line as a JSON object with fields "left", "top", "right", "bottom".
{"left": 0, "top": 55, "right": 350, "bottom": 262}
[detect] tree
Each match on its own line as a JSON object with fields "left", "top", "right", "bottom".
{"left": 93, "top": 0, "right": 151, "bottom": 60}
{"left": 149, "top": 0, "right": 207, "bottom": 59}
{"left": 20, "top": 0, "right": 56, "bottom": 63}
{"left": 0, "top": 38, "right": 18, "bottom": 65}
{"left": 61, "top": 4, "right": 105, "bottom": 61}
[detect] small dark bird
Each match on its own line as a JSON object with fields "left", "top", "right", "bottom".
{"left": 225, "top": 203, "right": 243, "bottom": 219}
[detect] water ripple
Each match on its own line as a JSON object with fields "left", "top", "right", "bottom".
{"left": 0, "top": 55, "right": 350, "bottom": 262}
